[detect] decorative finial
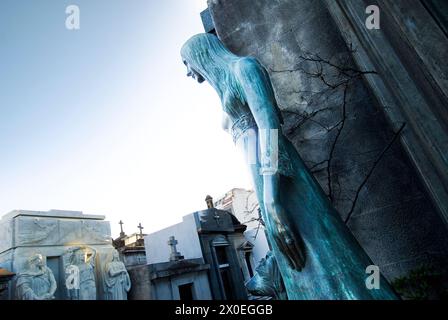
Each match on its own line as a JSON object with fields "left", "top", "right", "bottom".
{"left": 205, "top": 195, "right": 214, "bottom": 209}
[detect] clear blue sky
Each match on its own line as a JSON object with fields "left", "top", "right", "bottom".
{"left": 0, "top": 0, "right": 251, "bottom": 237}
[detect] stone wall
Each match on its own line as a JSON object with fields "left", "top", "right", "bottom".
{"left": 206, "top": 0, "right": 448, "bottom": 284}
{"left": 127, "top": 265, "right": 152, "bottom": 300}
{"left": 127, "top": 261, "right": 213, "bottom": 300}
{"left": 144, "top": 213, "right": 203, "bottom": 264}
{"left": 325, "top": 0, "right": 448, "bottom": 228}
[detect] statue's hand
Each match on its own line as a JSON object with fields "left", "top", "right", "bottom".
{"left": 262, "top": 174, "right": 306, "bottom": 271}
{"left": 272, "top": 221, "right": 306, "bottom": 271}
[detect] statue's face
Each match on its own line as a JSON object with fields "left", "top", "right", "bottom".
{"left": 30, "top": 254, "right": 44, "bottom": 268}
{"left": 35, "top": 255, "right": 44, "bottom": 267}
{"left": 184, "top": 60, "right": 205, "bottom": 83}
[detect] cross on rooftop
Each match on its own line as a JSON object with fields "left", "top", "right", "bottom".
{"left": 137, "top": 223, "right": 144, "bottom": 238}
{"left": 213, "top": 211, "right": 221, "bottom": 226}
{"left": 168, "top": 236, "right": 178, "bottom": 253}
{"left": 119, "top": 220, "right": 125, "bottom": 237}
{"left": 167, "top": 236, "right": 184, "bottom": 261}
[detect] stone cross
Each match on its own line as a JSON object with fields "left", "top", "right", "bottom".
{"left": 168, "top": 236, "right": 184, "bottom": 261}
{"left": 213, "top": 211, "right": 221, "bottom": 226}
{"left": 119, "top": 220, "right": 125, "bottom": 237}
{"left": 137, "top": 223, "right": 144, "bottom": 239}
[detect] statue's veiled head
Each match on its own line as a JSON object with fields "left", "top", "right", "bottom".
{"left": 68, "top": 248, "right": 85, "bottom": 265}
{"left": 112, "top": 250, "right": 119, "bottom": 261}
{"left": 28, "top": 253, "right": 44, "bottom": 269}
{"left": 184, "top": 60, "right": 205, "bottom": 83}
{"left": 181, "top": 33, "right": 239, "bottom": 86}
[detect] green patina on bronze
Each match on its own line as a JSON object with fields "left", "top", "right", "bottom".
{"left": 181, "top": 33, "right": 398, "bottom": 299}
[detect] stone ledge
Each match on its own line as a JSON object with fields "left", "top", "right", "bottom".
{"left": 1, "top": 209, "right": 105, "bottom": 221}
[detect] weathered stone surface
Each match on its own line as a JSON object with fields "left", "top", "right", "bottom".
{"left": 324, "top": 0, "right": 448, "bottom": 223}
{"left": 0, "top": 220, "right": 12, "bottom": 254}
{"left": 127, "top": 265, "right": 152, "bottom": 300}
{"left": 6, "top": 214, "right": 112, "bottom": 248}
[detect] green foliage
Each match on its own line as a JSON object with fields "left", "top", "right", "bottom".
{"left": 391, "top": 265, "right": 448, "bottom": 300}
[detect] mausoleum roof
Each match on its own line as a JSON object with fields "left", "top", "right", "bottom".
{"left": 1, "top": 209, "right": 105, "bottom": 221}
{"left": 0, "top": 268, "right": 15, "bottom": 277}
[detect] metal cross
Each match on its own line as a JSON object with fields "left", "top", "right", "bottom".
{"left": 119, "top": 220, "right": 124, "bottom": 233}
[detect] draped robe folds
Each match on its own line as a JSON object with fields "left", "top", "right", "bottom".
{"left": 104, "top": 261, "right": 131, "bottom": 300}
{"left": 233, "top": 62, "right": 399, "bottom": 299}
{"left": 16, "top": 267, "right": 56, "bottom": 300}
{"left": 78, "top": 262, "right": 96, "bottom": 300}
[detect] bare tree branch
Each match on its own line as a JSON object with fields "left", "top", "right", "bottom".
{"left": 344, "top": 122, "right": 407, "bottom": 223}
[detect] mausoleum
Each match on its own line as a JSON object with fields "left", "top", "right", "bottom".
{"left": 0, "top": 209, "right": 128, "bottom": 300}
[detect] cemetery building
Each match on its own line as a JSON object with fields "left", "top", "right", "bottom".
{"left": 0, "top": 209, "right": 129, "bottom": 300}
{"left": 113, "top": 221, "right": 147, "bottom": 268}
{"left": 214, "top": 188, "right": 270, "bottom": 282}
{"left": 132, "top": 235, "right": 212, "bottom": 300}
{"left": 128, "top": 196, "right": 249, "bottom": 300}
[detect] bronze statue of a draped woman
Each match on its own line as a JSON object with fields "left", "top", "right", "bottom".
{"left": 181, "top": 33, "right": 398, "bottom": 299}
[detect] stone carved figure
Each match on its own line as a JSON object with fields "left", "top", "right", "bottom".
{"left": 245, "top": 251, "right": 287, "bottom": 300}
{"left": 81, "top": 221, "right": 112, "bottom": 243}
{"left": 18, "top": 218, "right": 57, "bottom": 245}
{"left": 16, "top": 254, "right": 57, "bottom": 300}
{"left": 181, "top": 33, "right": 398, "bottom": 299}
{"left": 103, "top": 250, "right": 131, "bottom": 300}
{"left": 65, "top": 246, "right": 97, "bottom": 300}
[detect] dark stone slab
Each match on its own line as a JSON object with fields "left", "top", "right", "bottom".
{"left": 200, "top": 8, "right": 215, "bottom": 34}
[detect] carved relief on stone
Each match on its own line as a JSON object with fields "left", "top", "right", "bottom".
{"left": 81, "top": 221, "right": 111, "bottom": 244}
{"left": 63, "top": 246, "right": 97, "bottom": 300}
{"left": 0, "top": 221, "right": 12, "bottom": 253}
{"left": 102, "top": 250, "right": 131, "bottom": 300}
{"left": 58, "top": 220, "right": 83, "bottom": 244}
{"left": 16, "top": 218, "right": 57, "bottom": 246}
{"left": 15, "top": 254, "right": 57, "bottom": 300}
